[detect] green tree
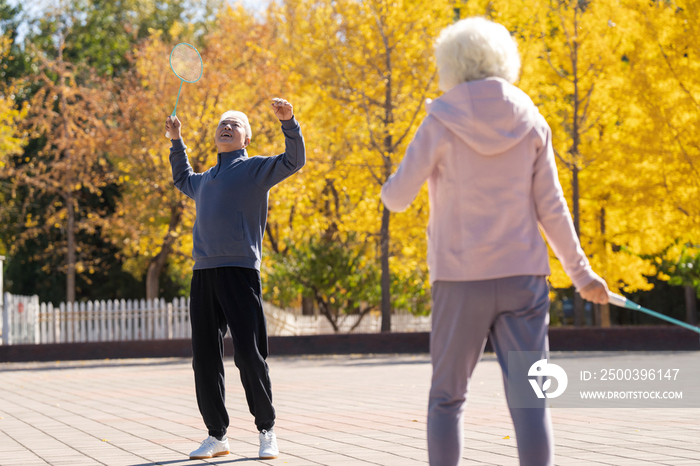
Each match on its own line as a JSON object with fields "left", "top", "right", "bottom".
{"left": 0, "top": 0, "right": 220, "bottom": 299}
{"left": 0, "top": 0, "right": 211, "bottom": 302}
{"left": 1, "top": 30, "right": 117, "bottom": 302}
{"left": 663, "top": 246, "right": 700, "bottom": 326}
{"left": 268, "top": 233, "right": 381, "bottom": 332}
{"left": 642, "top": 243, "right": 700, "bottom": 326}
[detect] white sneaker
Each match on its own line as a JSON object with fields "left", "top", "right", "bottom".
{"left": 189, "top": 436, "right": 230, "bottom": 459}
{"left": 259, "top": 429, "right": 279, "bottom": 459}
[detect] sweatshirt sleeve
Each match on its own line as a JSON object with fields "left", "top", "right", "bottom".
{"left": 247, "top": 117, "right": 306, "bottom": 190}
{"left": 169, "top": 139, "right": 202, "bottom": 200}
{"left": 381, "top": 115, "right": 446, "bottom": 212}
{"left": 532, "top": 120, "right": 599, "bottom": 291}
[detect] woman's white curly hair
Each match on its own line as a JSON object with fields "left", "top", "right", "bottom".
{"left": 435, "top": 17, "right": 521, "bottom": 92}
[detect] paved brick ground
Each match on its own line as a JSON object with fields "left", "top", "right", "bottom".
{"left": 0, "top": 353, "right": 698, "bottom": 466}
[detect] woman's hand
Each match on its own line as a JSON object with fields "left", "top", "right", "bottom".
{"left": 579, "top": 276, "right": 610, "bottom": 304}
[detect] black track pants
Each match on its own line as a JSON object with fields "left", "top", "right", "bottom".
{"left": 190, "top": 266, "right": 275, "bottom": 438}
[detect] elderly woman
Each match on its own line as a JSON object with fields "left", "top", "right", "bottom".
{"left": 381, "top": 17, "right": 609, "bottom": 466}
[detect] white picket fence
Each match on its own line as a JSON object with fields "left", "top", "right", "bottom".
{"left": 1, "top": 293, "right": 191, "bottom": 345}
{"left": 263, "top": 302, "right": 431, "bottom": 336}
{"left": 1, "top": 292, "right": 431, "bottom": 345}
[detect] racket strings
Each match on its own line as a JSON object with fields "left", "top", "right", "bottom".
{"left": 171, "top": 44, "right": 202, "bottom": 83}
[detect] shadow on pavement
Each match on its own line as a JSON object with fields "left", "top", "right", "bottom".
{"left": 128, "top": 457, "right": 262, "bottom": 465}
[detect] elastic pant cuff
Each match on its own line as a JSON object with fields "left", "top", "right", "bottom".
{"left": 209, "top": 429, "right": 227, "bottom": 440}
{"left": 258, "top": 421, "right": 275, "bottom": 432}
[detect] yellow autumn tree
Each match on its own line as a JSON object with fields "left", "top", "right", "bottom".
{"left": 270, "top": 0, "right": 455, "bottom": 330}
{"left": 526, "top": 0, "right": 658, "bottom": 323}
{"left": 0, "top": 35, "right": 25, "bottom": 258}
{"left": 456, "top": 0, "right": 667, "bottom": 326}
{"left": 0, "top": 35, "right": 24, "bottom": 168}
{"left": 621, "top": 0, "right": 700, "bottom": 242}
{"left": 617, "top": 0, "right": 700, "bottom": 320}
{"left": 264, "top": 0, "right": 699, "bottom": 329}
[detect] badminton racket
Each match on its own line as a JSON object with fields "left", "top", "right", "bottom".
{"left": 165, "top": 43, "right": 203, "bottom": 138}
{"left": 608, "top": 292, "right": 700, "bottom": 335}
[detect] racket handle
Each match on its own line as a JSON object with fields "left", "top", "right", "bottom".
{"left": 165, "top": 130, "right": 171, "bottom": 139}
{"left": 608, "top": 292, "right": 628, "bottom": 308}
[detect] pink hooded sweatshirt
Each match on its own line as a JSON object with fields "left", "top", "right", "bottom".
{"left": 381, "top": 77, "right": 598, "bottom": 290}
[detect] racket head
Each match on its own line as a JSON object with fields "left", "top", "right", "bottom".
{"left": 169, "top": 43, "right": 203, "bottom": 83}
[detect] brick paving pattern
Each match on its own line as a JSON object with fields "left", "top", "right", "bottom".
{"left": 0, "top": 353, "right": 698, "bottom": 465}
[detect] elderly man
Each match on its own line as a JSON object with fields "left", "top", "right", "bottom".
{"left": 381, "top": 18, "right": 609, "bottom": 466}
{"left": 165, "top": 98, "right": 305, "bottom": 460}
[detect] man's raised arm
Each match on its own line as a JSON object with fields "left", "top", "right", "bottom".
{"left": 166, "top": 115, "right": 198, "bottom": 200}
{"left": 246, "top": 98, "right": 306, "bottom": 190}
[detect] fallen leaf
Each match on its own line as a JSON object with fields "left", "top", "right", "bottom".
{"left": 503, "top": 436, "right": 510, "bottom": 439}
{"left": 411, "top": 420, "right": 418, "bottom": 422}
{"left": 102, "top": 439, "right": 109, "bottom": 442}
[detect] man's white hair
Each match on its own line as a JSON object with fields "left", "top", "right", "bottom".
{"left": 219, "top": 110, "right": 252, "bottom": 140}
{"left": 435, "top": 17, "right": 520, "bottom": 92}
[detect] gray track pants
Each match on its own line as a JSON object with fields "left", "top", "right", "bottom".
{"left": 428, "top": 275, "right": 553, "bottom": 466}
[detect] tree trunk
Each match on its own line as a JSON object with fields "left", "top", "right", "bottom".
{"left": 379, "top": 28, "right": 394, "bottom": 333}
{"left": 316, "top": 295, "right": 339, "bottom": 333}
{"left": 59, "top": 43, "right": 76, "bottom": 304}
{"left": 569, "top": 6, "right": 586, "bottom": 327}
{"left": 572, "top": 165, "right": 580, "bottom": 240}
{"left": 593, "top": 303, "right": 600, "bottom": 326}
{"left": 685, "top": 285, "right": 698, "bottom": 326}
{"left": 146, "top": 253, "right": 168, "bottom": 301}
{"left": 301, "top": 296, "right": 315, "bottom": 316}
{"left": 598, "top": 207, "right": 610, "bottom": 327}
{"left": 572, "top": 166, "right": 585, "bottom": 325}
{"left": 599, "top": 303, "right": 611, "bottom": 327}
{"left": 573, "top": 292, "right": 585, "bottom": 326}
{"left": 66, "top": 194, "right": 76, "bottom": 303}
{"left": 593, "top": 303, "right": 611, "bottom": 327}
{"left": 380, "top": 205, "right": 392, "bottom": 332}
{"left": 146, "top": 204, "right": 181, "bottom": 301}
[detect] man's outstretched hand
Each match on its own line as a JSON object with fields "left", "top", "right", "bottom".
{"left": 272, "top": 98, "right": 293, "bottom": 121}
{"left": 166, "top": 115, "right": 182, "bottom": 140}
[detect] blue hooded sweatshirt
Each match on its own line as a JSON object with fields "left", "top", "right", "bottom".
{"left": 169, "top": 117, "right": 305, "bottom": 271}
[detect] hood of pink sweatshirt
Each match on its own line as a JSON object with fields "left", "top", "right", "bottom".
{"left": 381, "top": 76, "right": 599, "bottom": 290}
{"left": 426, "top": 77, "right": 540, "bottom": 156}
